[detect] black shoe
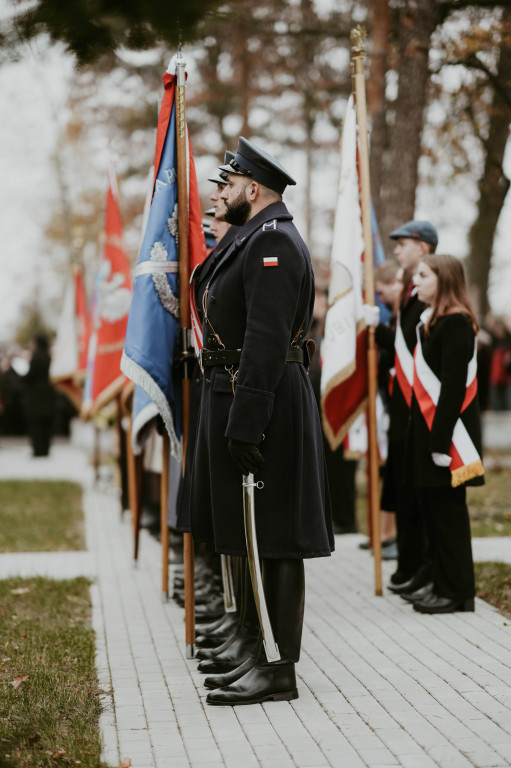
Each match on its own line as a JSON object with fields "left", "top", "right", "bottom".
{"left": 390, "top": 569, "right": 407, "bottom": 585}
{"left": 413, "top": 593, "right": 475, "bottom": 614}
{"left": 195, "top": 615, "right": 227, "bottom": 636}
{"left": 359, "top": 536, "right": 397, "bottom": 551}
{"left": 197, "top": 633, "right": 258, "bottom": 674}
{"left": 196, "top": 613, "right": 239, "bottom": 648}
{"left": 333, "top": 523, "right": 358, "bottom": 534}
{"left": 204, "top": 651, "right": 258, "bottom": 690}
{"left": 196, "top": 625, "right": 239, "bottom": 660}
{"left": 401, "top": 582, "right": 434, "bottom": 603}
{"left": 206, "top": 662, "right": 298, "bottom": 706}
{"left": 388, "top": 572, "right": 429, "bottom": 595}
{"left": 195, "top": 594, "right": 225, "bottom": 621}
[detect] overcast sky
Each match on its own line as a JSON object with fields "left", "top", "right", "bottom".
{"left": 0, "top": 33, "right": 73, "bottom": 343}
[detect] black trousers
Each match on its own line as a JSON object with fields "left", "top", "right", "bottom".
{"left": 28, "top": 416, "right": 52, "bottom": 457}
{"left": 385, "top": 439, "right": 429, "bottom": 579}
{"left": 417, "top": 485, "right": 475, "bottom": 601}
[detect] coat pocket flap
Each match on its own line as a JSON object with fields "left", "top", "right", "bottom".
{"left": 212, "top": 370, "right": 234, "bottom": 394}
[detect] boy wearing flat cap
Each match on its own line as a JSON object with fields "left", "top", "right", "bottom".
{"left": 373, "top": 219, "right": 438, "bottom": 598}
{"left": 190, "top": 137, "right": 334, "bottom": 706}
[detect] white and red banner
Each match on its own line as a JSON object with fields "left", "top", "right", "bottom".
{"left": 82, "top": 168, "right": 132, "bottom": 415}
{"left": 320, "top": 95, "right": 368, "bottom": 449}
{"left": 413, "top": 320, "right": 484, "bottom": 487}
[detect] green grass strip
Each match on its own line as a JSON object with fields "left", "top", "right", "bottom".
{"left": 0, "top": 577, "right": 108, "bottom": 768}
{"left": 0, "top": 481, "right": 84, "bottom": 553}
{"left": 475, "top": 561, "right": 511, "bottom": 621}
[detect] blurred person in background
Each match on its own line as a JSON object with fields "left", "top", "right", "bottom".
{"left": 407, "top": 254, "right": 484, "bottom": 614}
{"left": 308, "top": 288, "right": 358, "bottom": 535}
{"left": 0, "top": 347, "right": 27, "bottom": 436}
{"left": 23, "top": 334, "right": 56, "bottom": 457}
{"left": 487, "top": 316, "right": 511, "bottom": 411}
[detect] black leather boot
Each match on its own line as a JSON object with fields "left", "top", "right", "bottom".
{"left": 195, "top": 556, "right": 243, "bottom": 645}
{"left": 206, "top": 558, "right": 305, "bottom": 705}
{"left": 196, "top": 612, "right": 239, "bottom": 648}
{"left": 204, "top": 637, "right": 261, "bottom": 690}
{"left": 196, "top": 558, "right": 251, "bottom": 660}
{"left": 198, "top": 561, "right": 259, "bottom": 673}
{"left": 196, "top": 561, "right": 247, "bottom": 660}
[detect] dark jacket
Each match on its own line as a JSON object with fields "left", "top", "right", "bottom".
{"left": 409, "top": 313, "right": 484, "bottom": 488}
{"left": 376, "top": 289, "right": 426, "bottom": 440}
{"left": 175, "top": 226, "right": 239, "bottom": 533}
{"left": 24, "top": 348, "right": 55, "bottom": 419}
{"left": 190, "top": 201, "right": 334, "bottom": 558}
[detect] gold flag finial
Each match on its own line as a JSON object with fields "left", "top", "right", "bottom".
{"left": 350, "top": 25, "right": 367, "bottom": 54}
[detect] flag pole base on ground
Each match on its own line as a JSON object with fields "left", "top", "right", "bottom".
{"left": 161, "top": 592, "right": 168, "bottom": 603}
{"left": 186, "top": 644, "right": 195, "bottom": 659}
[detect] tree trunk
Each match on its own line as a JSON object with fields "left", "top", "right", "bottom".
{"left": 301, "top": 0, "right": 316, "bottom": 247}
{"left": 379, "top": 0, "right": 437, "bottom": 244}
{"left": 367, "top": 0, "right": 391, "bottom": 222}
{"left": 467, "top": 10, "right": 511, "bottom": 318}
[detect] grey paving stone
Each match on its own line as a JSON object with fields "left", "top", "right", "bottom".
{"left": 4, "top": 439, "right": 511, "bottom": 768}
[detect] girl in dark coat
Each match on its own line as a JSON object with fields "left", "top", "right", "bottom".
{"left": 409, "top": 254, "right": 484, "bottom": 614}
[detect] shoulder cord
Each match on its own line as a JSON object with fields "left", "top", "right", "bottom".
{"left": 202, "top": 280, "right": 225, "bottom": 350}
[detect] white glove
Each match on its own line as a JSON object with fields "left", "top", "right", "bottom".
{"left": 362, "top": 304, "right": 380, "bottom": 327}
{"left": 432, "top": 452, "right": 452, "bottom": 467}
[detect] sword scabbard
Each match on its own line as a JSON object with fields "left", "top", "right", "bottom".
{"left": 242, "top": 473, "right": 281, "bottom": 663}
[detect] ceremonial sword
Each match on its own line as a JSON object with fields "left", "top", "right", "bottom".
{"left": 242, "top": 473, "right": 281, "bottom": 663}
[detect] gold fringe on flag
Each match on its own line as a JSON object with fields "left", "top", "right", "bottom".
{"left": 451, "top": 460, "right": 485, "bottom": 488}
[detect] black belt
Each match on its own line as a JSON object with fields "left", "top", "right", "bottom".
{"left": 201, "top": 346, "right": 304, "bottom": 368}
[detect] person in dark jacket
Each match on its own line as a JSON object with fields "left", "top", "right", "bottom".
{"left": 373, "top": 220, "right": 437, "bottom": 594}
{"left": 190, "top": 137, "right": 334, "bottom": 706}
{"left": 23, "top": 334, "right": 56, "bottom": 457}
{"left": 407, "top": 254, "right": 484, "bottom": 614}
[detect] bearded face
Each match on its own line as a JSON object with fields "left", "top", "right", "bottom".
{"left": 223, "top": 181, "right": 252, "bottom": 226}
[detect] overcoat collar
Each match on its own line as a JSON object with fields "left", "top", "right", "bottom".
{"left": 232, "top": 200, "right": 293, "bottom": 249}
{"left": 208, "top": 201, "right": 293, "bottom": 284}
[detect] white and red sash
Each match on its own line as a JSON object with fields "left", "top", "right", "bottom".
{"left": 394, "top": 316, "right": 414, "bottom": 407}
{"left": 413, "top": 316, "right": 484, "bottom": 487}
{"left": 190, "top": 264, "right": 204, "bottom": 370}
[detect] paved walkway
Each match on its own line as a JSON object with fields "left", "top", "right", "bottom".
{"left": 1, "top": 438, "right": 511, "bottom": 768}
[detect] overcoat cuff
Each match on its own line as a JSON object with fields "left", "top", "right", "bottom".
{"left": 225, "top": 384, "right": 275, "bottom": 444}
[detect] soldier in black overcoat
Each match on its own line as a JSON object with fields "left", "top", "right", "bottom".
{"left": 373, "top": 220, "right": 438, "bottom": 594}
{"left": 407, "top": 253, "right": 484, "bottom": 614}
{"left": 190, "top": 137, "right": 334, "bottom": 705}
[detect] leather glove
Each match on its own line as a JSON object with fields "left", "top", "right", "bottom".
{"left": 228, "top": 438, "right": 264, "bottom": 476}
{"left": 362, "top": 304, "right": 380, "bottom": 327}
{"left": 432, "top": 452, "right": 452, "bottom": 468}
{"left": 175, "top": 346, "right": 196, "bottom": 369}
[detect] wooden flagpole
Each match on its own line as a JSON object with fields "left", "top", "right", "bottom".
{"left": 351, "top": 26, "right": 383, "bottom": 596}
{"left": 160, "top": 430, "right": 170, "bottom": 594}
{"left": 175, "top": 50, "right": 196, "bottom": 657}
{"left": 122, "top": 384, "right": 144, "bottom": 562}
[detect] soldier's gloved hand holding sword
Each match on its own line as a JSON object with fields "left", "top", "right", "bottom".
{"left": 228, "top": 438, "right": 265, "bottom": 475}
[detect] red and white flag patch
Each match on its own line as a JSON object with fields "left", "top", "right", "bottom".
{"left": 263, "top": 257, "right": 279, "bottom": 267}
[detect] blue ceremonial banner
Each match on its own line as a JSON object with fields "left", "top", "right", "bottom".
{"left": 131, "top": 385, "right": 159, "bottom": 454}
{"left": 121, "top": 74, "right": 182, "bottom": 459}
